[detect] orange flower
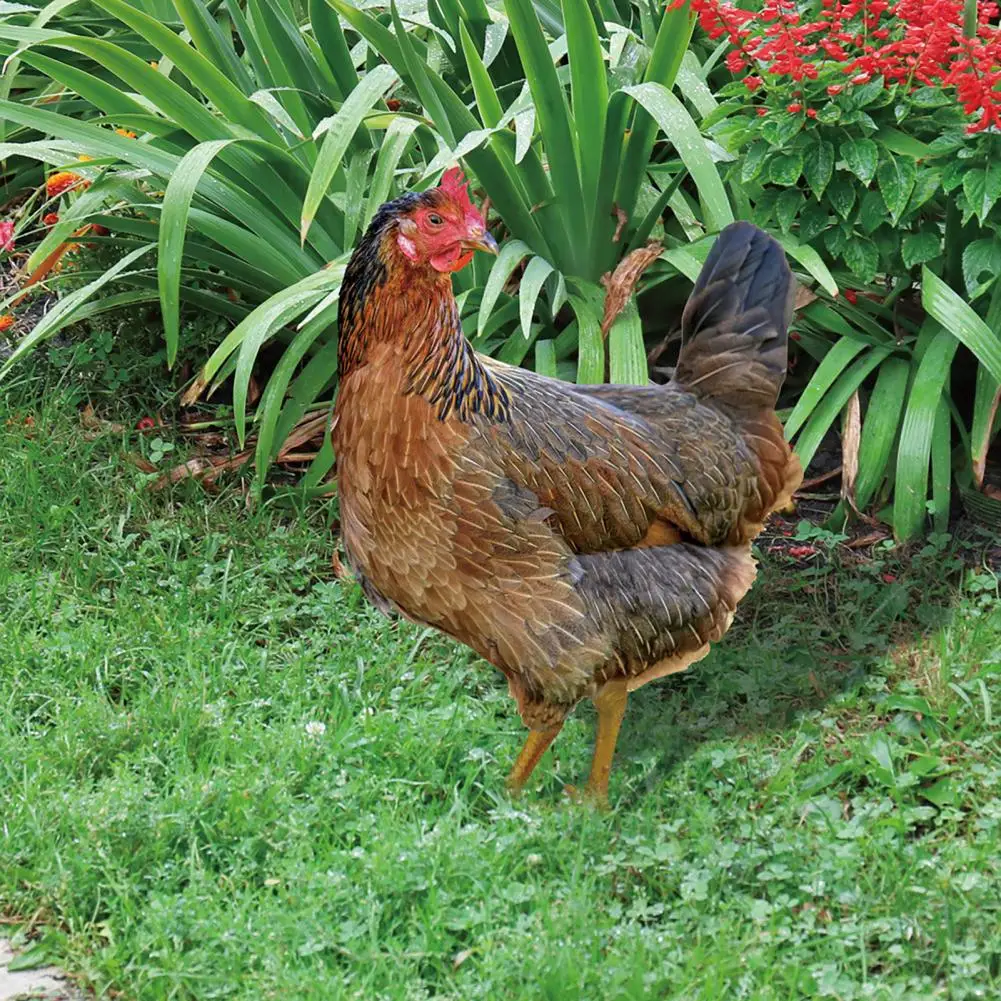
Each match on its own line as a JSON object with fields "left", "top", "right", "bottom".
{"left": 46, "top": 171, "right": 90, "bottom": 197}
{"left": 115, "top": 128, "right": 138, "bottom": 139}
{"left": 42, "top": 212, "right": 60, "bottom": 227}
{"left": 0, "top": 314, "right": 15, "bottom": 333}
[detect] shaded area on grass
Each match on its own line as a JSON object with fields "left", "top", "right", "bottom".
{"left": 1, "top": 391, "right": 999, "bottom": 1001}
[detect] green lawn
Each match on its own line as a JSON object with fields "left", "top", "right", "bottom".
{"left": 1, "top": 386, "right": 999, "bottom": 1001}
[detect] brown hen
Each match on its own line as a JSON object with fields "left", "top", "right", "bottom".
{"left": 332, "top": 169, "right": 802, "bottom": 804}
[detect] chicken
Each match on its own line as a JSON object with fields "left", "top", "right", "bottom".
{"left": 332, "top": 168, "right": 802, "bottom": 804}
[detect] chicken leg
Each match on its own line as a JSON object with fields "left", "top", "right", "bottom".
{"left": 584, "top": 677, "right": 629, "bottom": 806}
{"left": 506, "top": 723, "right": 563, "bottom": 793}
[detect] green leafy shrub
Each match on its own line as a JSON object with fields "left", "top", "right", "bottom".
{"left": 690, "top": 0, "right": 1001, "bottom": 539}
{"left": 0, "top": 0, "right": 758, "bottom": 483}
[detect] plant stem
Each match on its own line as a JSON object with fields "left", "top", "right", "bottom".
{"left": 963, "top": 0, "right": 977, "bottom": 39}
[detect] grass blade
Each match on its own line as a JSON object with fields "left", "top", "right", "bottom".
{"left": 363, "top": 116, "right": 420, "bottom": 230}
{"left": 775, "top": 236, "right": 839, "bottom": 297}
{"left": 519, "top": 255, "right": 554, "bottom": 339}
{"left": 308, "top": 0, "right": 359, "bottom": 100}
{"left": 614, "top": 4, "right": 695, "bottom": 228}
{"left": 562, "top": 0, "right": 606, "bottom": 221}
{"left": 854, "top": 356, "right": 909, "bottom": 510}
{"left": 621, "top": 82, "right": 732, "bottom": 234}
{"left": 90, "top": 0, "right": 279, "bottom": 139}
{"left": 922, "top": 266, "right": 1001, "bottom": 384}
{"left": 504, "top": 0, "right": 587, "bottom": 272}
{"left": 930, "top": 398, "right": 952, "bottom": 534}
{"left": 159, "top": 139, "right": 235, "bottom": 367}
{"left": 893, "top": 323, "right": 959, "bottom": 541}
{"left": 191, "top": 264, "right": 344, "bottom": 407}
{"left": 784, "top": 335, "right": 867, "bottom": 440}
{"left": 535, "top": 339, "right": 558, "bottom": 377}
{"left": 478, "top": 239, "right": 530, "bottom": 336}
{"left": 254, "top": 313, "right": 332, "bottom": 476}
{"left": 231, "top": 268, "right": 343, "bottom": 445}
{"left": 569, "top": 291, "right": 604, "bottom": 383}
{"left": 608, "top": 297, "right": 647, "bottom": 386}
{"left": 792, "top": 348, "right": 892, "bottom": 472}
{"left": 301, "top": 63, "right": 398, "bottom": 245}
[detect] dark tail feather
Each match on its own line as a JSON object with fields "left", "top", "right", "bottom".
{"left": 674, "top": 221, "right": 795, "bottom": 412}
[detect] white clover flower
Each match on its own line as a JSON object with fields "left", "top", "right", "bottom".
{"left": 304, "top": 720, "right": 326, "bottom": 737}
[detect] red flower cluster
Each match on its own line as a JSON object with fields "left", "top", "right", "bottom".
{"left": 679, "top": 0, "right": 1001, "bottom": 132}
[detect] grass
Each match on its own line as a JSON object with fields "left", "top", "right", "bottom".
{"left": 1, "top": 378, "right": 1000, "bottom": 1001}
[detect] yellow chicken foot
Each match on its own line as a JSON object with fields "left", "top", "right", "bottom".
{"left": 506, "top": 723, "right": 563, "bottom": 793}
{"left": 584, "top": 678, "right": 630, "bottom": 807}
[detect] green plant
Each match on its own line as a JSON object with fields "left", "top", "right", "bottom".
{"left": 329, "top": 0, "right": 739, "bottom": 385}
{"left": 1, "top": 0, "right": 749, "bottom": 478}
{"left": 0, "top": 0, "right": 456, "bottom": 483}
{"left": 690, "top": 0, "right": 1001, "bottom": 540}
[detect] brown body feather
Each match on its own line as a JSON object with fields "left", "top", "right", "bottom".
{"left": 333, "top": 205, "right": 802, "bottom": 791}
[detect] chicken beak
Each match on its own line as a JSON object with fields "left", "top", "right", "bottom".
{"left": 462, "top": 231, "right": 499, "bottom": 255}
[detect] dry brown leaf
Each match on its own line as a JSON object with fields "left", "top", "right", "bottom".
{"left": 600, "top": 242, "right": 663, "bottom": 339}
{"left": 611, "top": 204, "right": 628, "bottom": 244}
{"left": 452, "top": 949, "right": 474, "bottom": 970}
{"left": 330, "top": 550, "right": 350, "bottom": 580}
{"left": 845, "top": 529, "right": 890, "bottom": 549}
{"left": 841, "top": 389, "right": 861, "bottom": 515}
{"left": 973, "top": 384, "right": 1001, "bottom": 490}
{"left": 120, "top": 451, "right": 158, "bottom": 474}
{"left": 277, "top": 411, "right": 329, "bottom": 457}
{"left": 80, "top": 402, "right": 126, "bottom": 435}
{"left": 180, "top": 373, "right": 209, "bottom": 407}
{"left": 247, "top": 373, "right": 261, "bottom": 408}
{"left": 798, "top": 466, "right": 842, "bottom": 491}
{"left": 150, "top": 451, "right": 251, "bottom": 490}
{"left": 793, "top": 282, "right": 817, "bottom": 312}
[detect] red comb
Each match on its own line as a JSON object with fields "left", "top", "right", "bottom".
{"left": 439, "top": 167, "right": 478, "bottom": 215}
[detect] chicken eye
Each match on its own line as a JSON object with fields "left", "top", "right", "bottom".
{"left": 426, "top": 212, "right": 444, "bottom": 227}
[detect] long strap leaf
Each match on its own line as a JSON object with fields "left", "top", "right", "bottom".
{"left": 160, "top": 139, "right": 236, "bottom": 367}
{"left": 301, "top": 63, "right": 398, "bottom": 244}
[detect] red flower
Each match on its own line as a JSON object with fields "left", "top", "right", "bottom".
{"left": 788, "top": 545, "right": 819, "bottom": 559}
{"left": 90, "top": 224, "right": 109, "bottom": 236}
{"left": 690, "top": 0, "right": 1001, "bottom": 133}
{"left": 42, "top": 212, "right": 60, "bottom": 227}
{"left": 0, "top": 220, "right": 13, "bottom": 252}
{"left": 844, "top": 289, "right": 859, "bottom": 304}
{"left": 806, "top": 107, "right": 818, "bottom": 117}
{"left": 756, "top": 107, "right": 768, "bottom": 116}
{"left": 882, "top": 572, "right": 898, "bottom": 583}
{"left": 136, "top": 416, "right": 157, "bottom": 431}
{"left": 787, "top": 102, "right": 803, "bottom": 112}
{"left": 744, "top": 74, "right": 764, "bottom": 91}
{"left": 0, "top": 313, "right": 14, "bottom": 333}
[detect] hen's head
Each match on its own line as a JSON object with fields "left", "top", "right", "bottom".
{"left": 382, "top": 167, "right": 497, "bottom": 274}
